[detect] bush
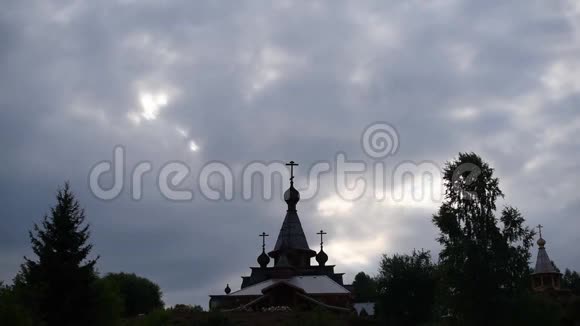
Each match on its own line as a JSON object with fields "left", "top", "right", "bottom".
{"left": 0, "top": 284, "right": 34, "bottom": 326}
{"left": 101, "top": 273, "right": 164, "bottom": 318}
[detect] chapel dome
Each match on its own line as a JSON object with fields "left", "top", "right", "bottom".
{"left": 316, "top": 249, "right": 328, "bottom": 266}
{"left": 258, "top": 251, "right": 271, "bottom": 268}
{"left": 537, "top": 237, "right": 546, "bottom": 247}
{"left": 284, "top": 186, "right": 300, "bottom": 204}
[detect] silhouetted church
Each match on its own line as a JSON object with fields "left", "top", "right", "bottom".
{"left": 531, "top": 225, "right": 564, "bottom": 293}
{"left": 209, "top": 161, "right": 352, "bottom": 312}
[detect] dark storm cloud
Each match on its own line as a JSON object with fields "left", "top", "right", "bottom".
{"left": 1, "top": 0, "right": 579, "bottom": 306}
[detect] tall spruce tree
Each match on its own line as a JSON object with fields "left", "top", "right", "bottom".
{"left": 432, "top": 153, "right": 534, "bottom": 325}
{"left": 20, "top": 183, "right": 99, "bottom": 326}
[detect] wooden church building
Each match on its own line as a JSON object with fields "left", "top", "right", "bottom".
{"left": 531, "top": 225, "right": 567, "bottom": 294}
{"left": 209, "top": 162, "right": 353, "bottom": 312}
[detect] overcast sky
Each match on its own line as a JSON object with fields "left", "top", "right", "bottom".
{"left": 1, "top": 0, "right": 580, "bottom": 307}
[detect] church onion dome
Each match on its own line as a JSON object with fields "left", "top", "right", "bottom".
{"left": 316, "top": 248, "right": 328, "bottom": 266}
{"left": 258, "top": 250, "right": 270, "bottom": 268}
{"left": 224, "top": 284, "right": 231, "bottom": 294}
{"left": 284, "top": 185, "right": 300, "bottom": 209}
{"left": 537, "top": 237, "right": 546, "bottom": 247}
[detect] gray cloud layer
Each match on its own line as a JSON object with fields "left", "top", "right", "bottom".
{"left": 1, "top": 0, "right": 579, "bottom": 307}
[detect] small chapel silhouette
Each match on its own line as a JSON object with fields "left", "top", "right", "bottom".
{"left": 209, "top": 161, "right": 353, "bottom": 312}
{"left": 531, "top": 225, "right": 564, "bottom": 293}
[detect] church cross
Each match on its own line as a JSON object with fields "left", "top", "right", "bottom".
{"left": 317, "top": 230, "right": 327, "bottom": 249}
{"left": 537, "top": 224, "right": 543, "bottom": 238}
{"left": 259, "top": 232, "right": 269, "bottom": 251}
{"left": 286, "top": 161, "right": 298, "bottom": 184}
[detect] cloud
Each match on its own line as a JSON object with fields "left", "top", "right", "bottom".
{"left": 1, "top": 0, "right": 579, "bottom": 308}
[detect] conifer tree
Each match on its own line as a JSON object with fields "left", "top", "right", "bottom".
{"left": 20, "top": 183, "right": 99, "bottom": 326}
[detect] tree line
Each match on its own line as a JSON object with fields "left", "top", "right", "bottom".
{"left": 351, "top": 153, "right": 580, "bottom": 325}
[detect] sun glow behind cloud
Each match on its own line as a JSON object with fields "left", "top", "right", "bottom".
{"left": 139, "top": 92, "right": 168, "bottom": 121}
{"left": 126, "top": 90, "right": 201, "bottom": 153}
{"left": 188, "top": 140, "right": 199, "bottom": 152}
{"left": 128, "top": 90, "right": 170, "bottom": 125}
{"left": 176, "top": 127, "right": 201, "bottom": 153}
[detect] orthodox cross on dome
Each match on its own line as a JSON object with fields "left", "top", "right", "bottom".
{"left": 537, "top": 224, "right": 543, "bottom": 238}
{"left": 317, "top": 230, "right": 327, "bottom": 250}
{"left": 259, "top": 232, "right": 269, "bottom": 251}
{"left": 286, "top": 161, "right": 299, "bottom": 185}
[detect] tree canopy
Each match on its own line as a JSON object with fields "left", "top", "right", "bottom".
{"left": 563, "top": 269, "right": 580, "bottom": 296}
{"left": 375, "top": 249, "right": 437, "bottom": 325}
{"left": 101, "top": 272, "right": 164, "bottom": 317}
{"left": 351, "top": 272, "right": 377, "bottom": 302}
{"left": 432, "top": 153, "right": 535, "bottom": 325}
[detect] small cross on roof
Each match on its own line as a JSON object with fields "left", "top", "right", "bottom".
{"left": 259, "top": 232, "right": 269, "bottom": 250}
{"left": 317, "top": 230, "right": 327, "bottom": 248}
{"left": 286, "top": 161, "right": 298, "bottom": 184}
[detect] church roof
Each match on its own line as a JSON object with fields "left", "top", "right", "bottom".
{"left": 227, "top": 275, "right": 351, "bottom": 296}
{"left": 269, "top": 210, "right": 315, "bottom": 255}
{"left": 533, "top": 238, "right": 560, "bottom": 275}
{"left": 269, "top": 163, "right": 316, "bottom": 258}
